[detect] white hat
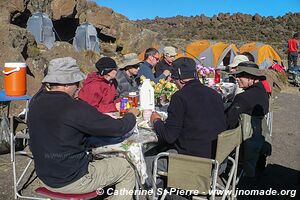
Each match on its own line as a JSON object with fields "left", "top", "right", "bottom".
{"left": 163, "top": 46, "right": 177, "bottom": 57}
{"left": 228, "top": 55, "right": 249, "bottom": 68}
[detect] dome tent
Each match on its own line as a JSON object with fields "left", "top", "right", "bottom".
{"left": 185, "top": 40, "right": 211, "bottom": 59}
{"left": 73, "top": 22, "right": 100, "bottom": 53}
{"left": 196, "top": 42, "right": 238, "bottom": 68}
{"left": 240, "top": 42, "right": 281, "bottom": 69}
{"left": 26, "top": 12, "right": 55, "bottom": 49}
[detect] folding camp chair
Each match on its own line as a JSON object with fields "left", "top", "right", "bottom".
{"left": 152, "top": 125, "right": 242, "bottom": 200}
{"left": 10, "top": 116, "right": 46, "bottom": 200}
{"left": 266, "top": 95, "right": 274, "bottom": 137}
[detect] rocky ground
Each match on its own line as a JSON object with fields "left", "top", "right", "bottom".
{"left": 0, "top": 86, "right": 299, "bottom": 200}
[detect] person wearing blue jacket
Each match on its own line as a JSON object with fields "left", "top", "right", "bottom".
{"left": 138, "top": 48, "right": 170, "bottom": 83}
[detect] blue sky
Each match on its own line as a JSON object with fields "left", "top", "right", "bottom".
{"left": 96, "top": 0, "right": 300, "bottom": 20}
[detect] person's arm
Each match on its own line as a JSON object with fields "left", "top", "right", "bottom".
{"left": 153, "top": 93, "right": 184, "bottom": 144}
{"left": 66, "top": 101, "right": 136, "bottom": 137}
{"left": 225, "top": 95, "right": 251, "bottom": 129}
{"left": 139, "top": 65, "right": 166, "bottom": 83}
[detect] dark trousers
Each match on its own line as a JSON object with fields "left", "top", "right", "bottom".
{"left": 288, "top": 52, "right": 298, "bottom": 69}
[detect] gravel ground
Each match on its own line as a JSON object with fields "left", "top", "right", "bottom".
{"left": 0, "top": 86, "right": 299, "bottom": 200}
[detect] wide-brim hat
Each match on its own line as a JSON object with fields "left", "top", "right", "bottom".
{"left": 42, "top": 57, "right": 86, "bottom": 84}
{"left": 231, "top": 61, "right": 266, "bottom": 78}
{"left": 119, "top": 53, "right": 142, "bottom": 69}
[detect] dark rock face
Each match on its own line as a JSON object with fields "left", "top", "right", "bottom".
{"left": 0, "top": 0, "right": 158, "bottom": 56}
{"left": 135, "top": 12, "right": 300, "bottom": 59}
{"left": 0, "top": 0, "right": 158, "bottom": 95}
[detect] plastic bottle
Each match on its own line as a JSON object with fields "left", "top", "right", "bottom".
{"left": 139, "top": 79, "right": 155, "bottom": 111}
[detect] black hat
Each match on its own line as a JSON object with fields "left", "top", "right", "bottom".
{"left": 171, "top": 57, "right": 197, "bottom": 80}
{"left": 95, "top": 57, "right": 118, "bottom": 76}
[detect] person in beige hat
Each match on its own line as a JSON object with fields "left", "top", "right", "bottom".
{"left": 28, "top": 57, "right": 138, "bottom": 200}
{"left": 228, "top": 54, "right": 249, "bottom": 72}
{"left": 155, "top": 46, "right": 177, "bottom": 78}
{"left": 116, "top": 53, "right": 142, "bottom": 97}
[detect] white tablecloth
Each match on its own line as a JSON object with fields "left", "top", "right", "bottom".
{"left": 92, "top": 124, "right": 158, "bottom": 184}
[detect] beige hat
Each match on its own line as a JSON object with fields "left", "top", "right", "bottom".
{"left": 119, "top": 53, "right": 142, "bottom": 69}
{"left": 163, "top": 46, "right": 177, "bottom": 57}
{"left": 228, "top": 55, "right": 249, "bottom": 68}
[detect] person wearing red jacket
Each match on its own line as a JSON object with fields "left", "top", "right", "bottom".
{"left": 287, "top": 32, "right": 299, "bottom": 69}
{"left": 79, "top": 57, "right": 118, "bottom": 113}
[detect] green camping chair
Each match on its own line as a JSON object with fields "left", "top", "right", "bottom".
{"left": 152, "top": 125, "right": 242, "bottom": 200}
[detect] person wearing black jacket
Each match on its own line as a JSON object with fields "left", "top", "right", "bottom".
{"left": 146, "top": 57, "right": 226, "bottom": 189}
{"left": 28, "top": 57, "right": 138, "bottom": 200}
{"left": 154, "top": 46, "right": 177, "bottom": 78}
{"left": 225, "top": 61, "right": 269, "bottom": 178}
{"left": 225, "top": 61, "right": 269, "bottom": 129}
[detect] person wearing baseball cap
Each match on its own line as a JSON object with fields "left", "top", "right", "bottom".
{"left": 116, "top": 53, "right": 142, "bottom": 97}
{"left": 78, "top": 57, "right": 118, "bottom": 113}
{"left": 154, "top": 46, "right": 177, "bottom": 78}
{"left": 28, "top": 57, "right": 138, "bottom": 200}
{"left": 146, "top": 57, "right": 226, "bottom": 188}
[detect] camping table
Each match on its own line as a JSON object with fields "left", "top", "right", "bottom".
{"left": 0, "top": 90, "right": 31, "bottom": 118}
{"left": 0, "top": 90, "right": 31, "bottom": 161}
{"left": 92, "top": 114, "right": 158, "bottom": 185}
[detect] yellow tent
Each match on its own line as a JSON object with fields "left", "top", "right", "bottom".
{"left": 240, "top": 42, "right": 281, "bottom": 67}
{"left": 185, "top": 40, "right": 211, "bottom": 59}
{"left": 195, "top": 42, "right": 238, "bottom": 68}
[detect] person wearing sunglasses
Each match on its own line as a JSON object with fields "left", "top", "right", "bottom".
{"left": 138, "top": 47, "right": 171, "bottom": 83}
{"left": 154, "top": 46, "right": 177, "bottom": 78}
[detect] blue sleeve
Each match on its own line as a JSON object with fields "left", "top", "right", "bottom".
{"left": 138, "top": 65, "right": 166, "bottom": 83}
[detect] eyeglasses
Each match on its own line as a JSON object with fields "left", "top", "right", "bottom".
{"left": 167, "top": 55, "right": 176, "bottom": 58}
{"left": 152, "top": 55, "right": 160, "bottom": 61}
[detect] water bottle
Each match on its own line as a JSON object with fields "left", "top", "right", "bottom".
{"left": 139, "top": 79, "right": 155, "bottom": 111}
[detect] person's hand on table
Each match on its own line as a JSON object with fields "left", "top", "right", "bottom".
{"left": 163, "top": 70, "right": 171, "bottom": 77}
{"left": 115, "top": 102, "right": 120, "bottom": 111}
{"left": 150, "top": 111, "right": 161, "bottom": 125}
{"left": 128, "top": 107, "right": 140, "bottom": 117}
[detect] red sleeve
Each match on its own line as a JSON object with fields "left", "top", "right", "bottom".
{"left": 262, "top": 80, "right": 272, "bottom": 93}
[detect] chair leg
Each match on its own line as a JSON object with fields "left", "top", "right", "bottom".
{"left": 221, "top": 157, "right": 235, "bottom": 200}
{"left": 232, "top": 146, "right": 240, "bottom": 199}
{"left": 211, "top": 161, "right": 219, "bottom": 200}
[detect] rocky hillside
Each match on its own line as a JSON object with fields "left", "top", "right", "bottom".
{"left": 135, "top": 13, "right": 300, "bottom": 58}
{"left": 0, "top": 0, "right": 299, "bottom": 100}
{"left": 0, "top": 0, "right": 158, "bottom": 98}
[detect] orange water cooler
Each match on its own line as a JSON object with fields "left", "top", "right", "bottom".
{"left": 3, "top": 63, "right": 27, "bottom": 96}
